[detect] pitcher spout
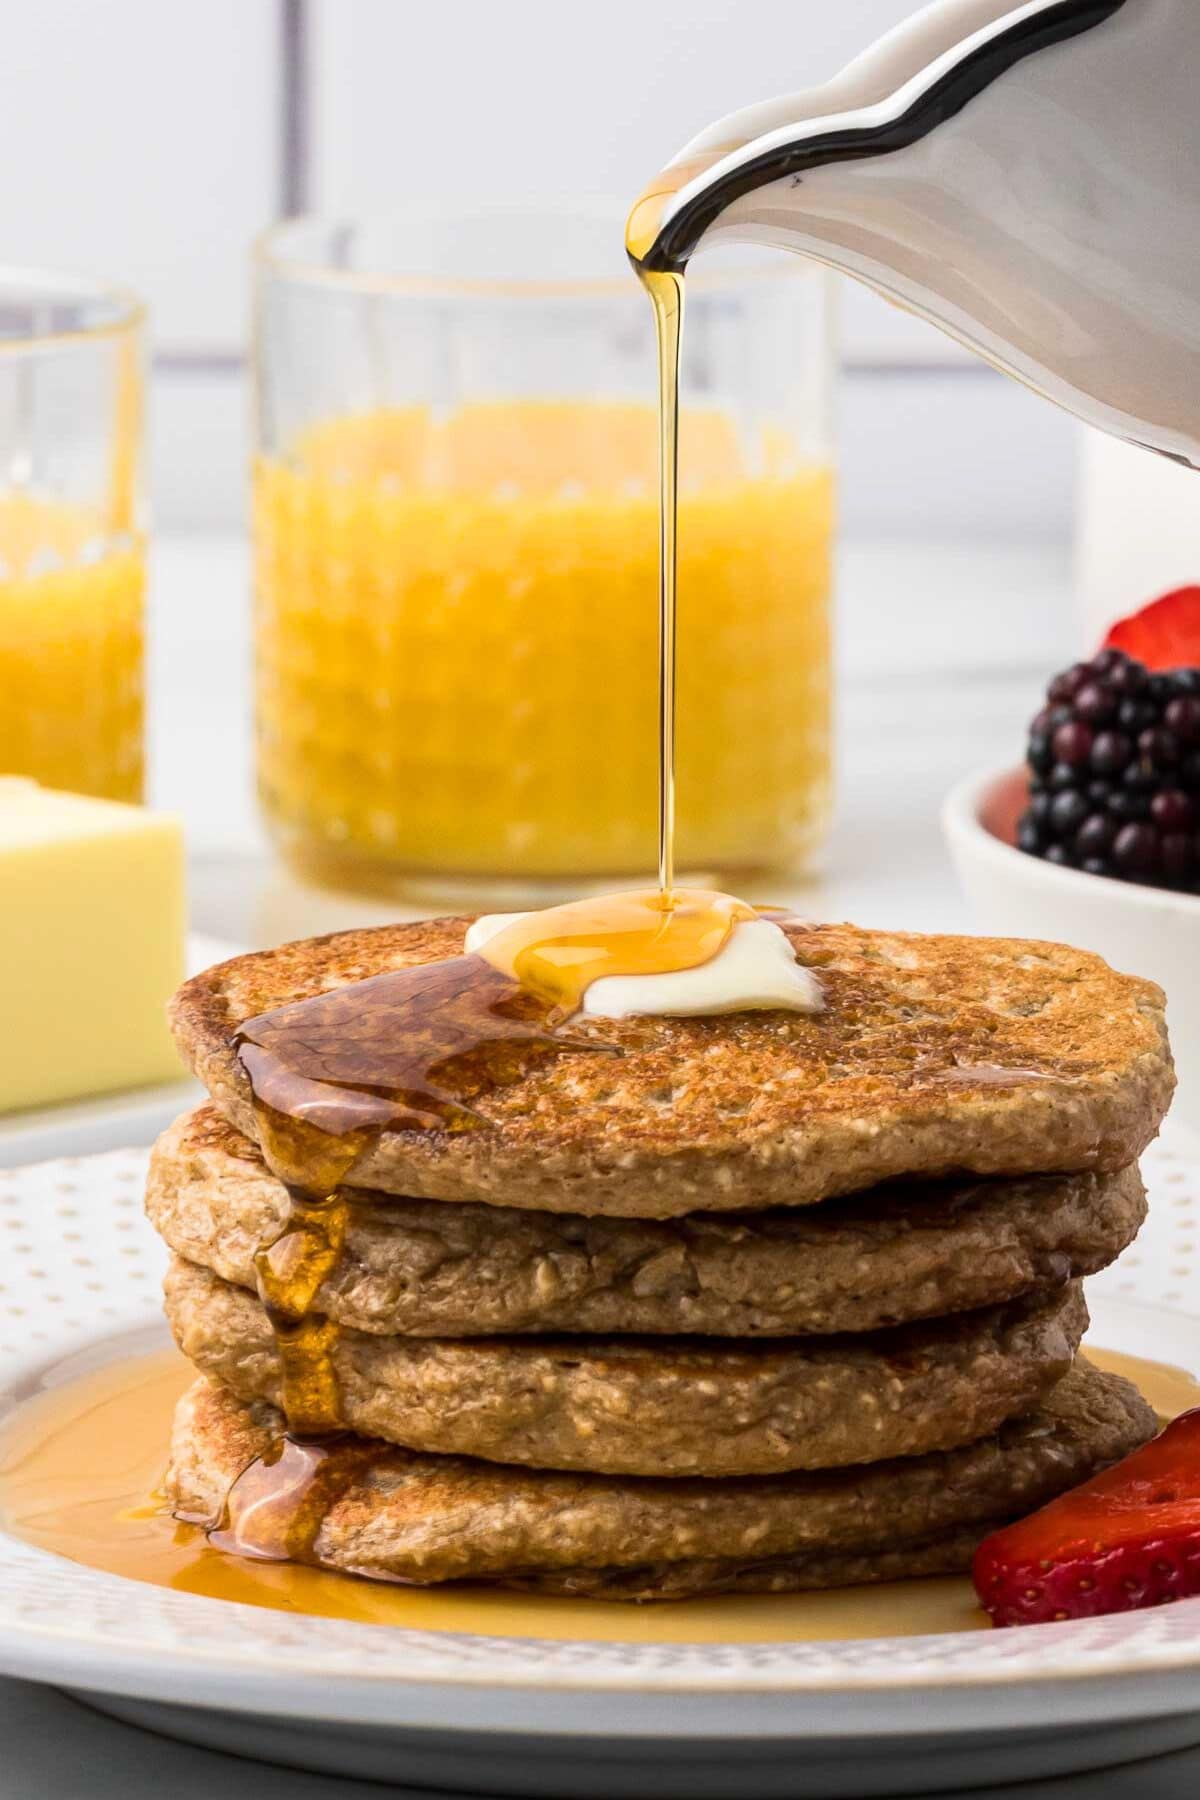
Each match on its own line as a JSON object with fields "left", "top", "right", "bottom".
{"left": 628, "top": 0, "right": 1200, "bottom": 468}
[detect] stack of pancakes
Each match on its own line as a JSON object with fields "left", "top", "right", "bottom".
{"left": 149, "top": 918, "right": 1173, "bottom": 1599}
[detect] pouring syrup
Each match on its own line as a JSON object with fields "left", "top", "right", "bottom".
{"left": 27, "top": 0, "right": 1199, "bottom": 1597}
{"left": 205, "top": 0, "right": 1200, "bottom": 1560}
{"left": 627, "top": 0, "right": 1200, "bottom": 467}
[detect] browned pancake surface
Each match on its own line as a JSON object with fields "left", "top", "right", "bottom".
{"left": 148, "top": 1105, "right": 1146, "bottom": 1337}
{"left": 165, "top": 1256, "right": 1087, "bottom": 1476}
{"left": 166, "top": 1362, "right": 1156, "bottom": 1597}
{"left": 169, "top": 919, "right": 1172, "bottom": 1217}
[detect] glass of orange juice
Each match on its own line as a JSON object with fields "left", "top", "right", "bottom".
{"left": 0, "top": 270, "right": 145, "bottom": 802}
{"left": 253, "top": 215, "right": 833, "bottom": 901}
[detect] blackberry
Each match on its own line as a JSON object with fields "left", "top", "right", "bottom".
{"left": 1117, "top": 697, "right": 1157, "bottom": 733}
{"left": 1166, "top": 696, "right": 1200, "bottom": 740}
{"left": 1075, "top": 813, "right": 1114, "bottom": 860}
{"left": 1049, "top": 789, "right": 1088, "bottom": 835}
{"left": 1107, "top": 789, "right": 1150, "bottom": 823}
{"left": 1091, "top": 731, "right": 1131, "bottom": 775}
{"left": 1019, "top": 648, "right": 1200, "bottom": 892}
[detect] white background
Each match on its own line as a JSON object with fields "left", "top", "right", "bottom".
{"left": 0, "top": 0, "right": 1079, "bottom": 542}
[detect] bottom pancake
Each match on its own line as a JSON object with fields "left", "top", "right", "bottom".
{"left": 166, "top": 1360, "right": 1155, "bottom": 1600}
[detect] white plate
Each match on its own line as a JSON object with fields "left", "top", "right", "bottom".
{"left": 2, "top": 1139, "right": 1200, "bottom": 1799}
{"left": 0, "top": 936, "right": 236, "bottom": 1170}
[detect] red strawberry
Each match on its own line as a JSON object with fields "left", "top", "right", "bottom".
{"left": 1104, "top": 585, "right": 1200, "bottom": 670}
{"left": 974, "top": 1408, "right": 1200, "bottom": 1627}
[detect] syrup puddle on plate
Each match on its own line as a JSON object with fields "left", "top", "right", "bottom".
{"left": 0, "top": 1338, "right": 1193, "bottom": 1646}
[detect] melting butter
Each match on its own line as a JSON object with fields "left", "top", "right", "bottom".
{"left": 467, "top": 888, "right": 822, "bottom": 1019}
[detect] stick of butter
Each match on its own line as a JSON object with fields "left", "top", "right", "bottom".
{"left": 0, "top": 778, "right": 186, "bottom": 1113}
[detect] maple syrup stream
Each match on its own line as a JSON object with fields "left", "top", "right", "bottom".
{"left": 205, "top": 163, "right": 782, "bottom": 1563}
{"left": 224, "top": 886, "right": 755, "bottom": 1558}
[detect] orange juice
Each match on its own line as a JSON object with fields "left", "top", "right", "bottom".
{"left": 254, "top": 402, "right": 832, "bottom": 888}
{"left": 0, "top": 496, "right": 144, "bottom": 802}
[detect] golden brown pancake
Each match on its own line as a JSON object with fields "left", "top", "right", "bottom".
{"left": 166, "top": 1362, "right": 1156, "bottom": 1598}
{"left": 169, "top": 918, "right": 1172, "bottom": 1218}
{"left": 165, "top": 1256, "right": 1088, "bottom": 1476}
{"left": 148, "top": 1105, "right": 1146, "bottom": 1337}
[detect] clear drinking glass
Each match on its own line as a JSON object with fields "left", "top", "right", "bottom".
{"left": 253, "top": 213, "right": 834, "bottom": 901}
{"left": 0, "top": 270, "right": 145, "bottom": 802}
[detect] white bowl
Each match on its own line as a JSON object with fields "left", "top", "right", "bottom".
{"left": 943, "top": 764, "right": 1200, "bottom": 1130}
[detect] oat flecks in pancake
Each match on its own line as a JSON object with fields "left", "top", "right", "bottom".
{"left": 168, "top": 919, "right": 1173, "bottom": 1218}
{"left": 165, "top": 1363, "right": 1156, "bottom": 1598}
{"left": 164, "top": 1256, "right": 1088, "bottom": 1477}
{"left": 147, "top": 1106, "right": 1147, "bottom": 1337}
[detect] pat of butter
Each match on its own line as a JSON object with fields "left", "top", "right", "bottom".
{"left": 466, "top": 912, "right": 822, "bottom": 1019}
{"left": 0, "top": 778, "right": 186, "bottom": 1113}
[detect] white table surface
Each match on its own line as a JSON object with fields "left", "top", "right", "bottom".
{"left": 21, "top": 529, "right": 1200, "bottom": 1797}
{"left": 4, "top": 1674, "right": 1200, "bottom": 1800}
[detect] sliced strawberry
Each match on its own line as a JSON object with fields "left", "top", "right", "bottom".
{"left": 1104, "top": 586, "right": 1200, "bottom": 671}
{"left": 974, "top": 1408, "right": 1200, "bottom": 1627}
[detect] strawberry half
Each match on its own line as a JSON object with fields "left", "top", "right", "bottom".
{"left": 1104, "top": 585, "right": 1200, "bottom": 670}
{"left": 974, "top": 1408, "right": 1200, "bottom": 1627}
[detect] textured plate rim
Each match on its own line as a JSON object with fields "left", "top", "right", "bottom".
{"left": 2, "top": 1142, "right": 1200, "bottom": 1720}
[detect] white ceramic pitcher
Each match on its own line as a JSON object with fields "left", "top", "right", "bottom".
{"left": 629, "top": 0, "right": 1200, "bottom": 467}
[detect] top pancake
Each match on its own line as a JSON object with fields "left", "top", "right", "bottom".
{"left": 170, "top": 917, "right": 1173, "bottom": 1218}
